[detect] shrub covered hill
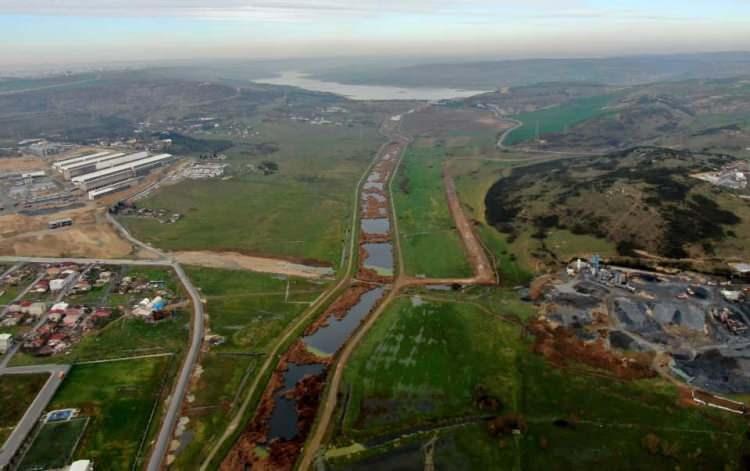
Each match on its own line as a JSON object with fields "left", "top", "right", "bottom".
{"left": 485, "top": 147, "right": 750, "bottom": 262}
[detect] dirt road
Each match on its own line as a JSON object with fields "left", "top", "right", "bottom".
{"left": 441, "top": 162, "right": 496, "bottom": 285}
{"left": 172, "top": 250, "right": 334, "bottom": 279}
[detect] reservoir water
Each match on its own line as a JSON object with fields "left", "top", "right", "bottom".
{"left": 254, "top": 71, "right": 489, "bottom": 101}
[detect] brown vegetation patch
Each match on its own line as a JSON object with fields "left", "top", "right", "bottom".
{"left": 530, "top": 319, "right": 656, "bottom": 380}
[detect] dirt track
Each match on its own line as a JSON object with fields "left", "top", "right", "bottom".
{"left": 439, "top": 161, "right": 496, "bottom": 285}
{"left": 173, "top": 251, "right": 334, "bottom": 279}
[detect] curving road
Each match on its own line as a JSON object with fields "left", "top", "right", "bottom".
{"left": 0, "top": 229, "right": 204, "bottom": 471}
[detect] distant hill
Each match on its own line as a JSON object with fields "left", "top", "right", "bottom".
{"left": 310, "top": 52, "right": 750, "bottom": 89}
{"left": 526, "top": 77, "right": 750, "bottom": 153}
{"left": 484, "top": 147, "right": 750, "bottom": 263}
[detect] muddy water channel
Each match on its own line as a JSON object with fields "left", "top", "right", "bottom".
{"left": 303, "top": 287, "right": 386, "bottom": 355}
{"left": 223, "top": 139, "right": 405, "bottom": 471}
{"left": 361, "top": 217, "right": 390, "bottom": 235}
{"left": 268, "top": 363, "right": 326, "bottom": 440}
{"left": 362, "top": 243, "right": 394, "bottom": 275}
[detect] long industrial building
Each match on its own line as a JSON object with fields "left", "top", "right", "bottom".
{"left": 53, "top": 151, "right": 112, "bottom": 170}
{"left": 59, "top": 151, "right": 150, "bottom": 179}
{"left": 71, "top": 153, "right": 173, "bottom": 191}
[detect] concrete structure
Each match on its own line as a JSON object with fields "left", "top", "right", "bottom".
{"left": 72, "top": 153, "right": 173, "bottom": 191}
{"left": 0, "top": 333, "right": 12, "bottom": 354}
{"left": 53, "top": 151, "right": 112, "bottom": 170}
{"left": 68, "top": 459, "right": 94, "bottom": 471}
{"left": 58, "top": 152, "right": 128, "bottom": 179}
{"left": 87, "top": 178, "right": 138, "bottom": 200}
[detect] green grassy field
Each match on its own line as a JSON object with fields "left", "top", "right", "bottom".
{"left": 337, "top": 294, "right": 525, "bottom": 440}
{"left": 47, "top": 357, "right": 170, "bottom": 470}
{"left": 329, "top": 291, "right": 750, "bottom": 469}
{"left": 186, "top": 266, "right": 328, "bottom": 352}
{"left": 170, "top": 267, "right": 329, "bottom": 469}
{"left": 19, "top": 418, "right": 88, "bottom": 470}
{"left": 505, "top": 95, "right": 614, "bottom": 145}
{"left": 0, "top": 373, "right": 48, "bottom": 445}
{"left": 122, "top": 120, "right": 384, "bottom": 267}
{"left": 394, "top": 144, "right": 473, "bottom": 278}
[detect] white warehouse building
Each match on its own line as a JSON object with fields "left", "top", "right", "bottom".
{"left": 72, "top": 153, "right": 173, "bottom": 191}
{"left": 59, "top": 152, "right": 150, "bottom": 179}
{"left": 53, "top": 151, "right": 113, "bottom": 171}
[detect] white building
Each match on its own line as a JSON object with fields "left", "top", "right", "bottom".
{"left": 68, "top": 460, "right": 93, "bottom": 471}
{"left": 0, "top": 333, "right": 12, "bottom": 354}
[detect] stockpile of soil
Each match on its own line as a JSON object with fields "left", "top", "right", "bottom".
{"left": 674, "top": 349, "right": 750, "bottom": 394}
{"left": 530, "top": 320, "right": 656, "bottom": 380}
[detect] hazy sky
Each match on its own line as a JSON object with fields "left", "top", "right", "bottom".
{"left": 1, "top": 0, "right": 750, "bottom": 68}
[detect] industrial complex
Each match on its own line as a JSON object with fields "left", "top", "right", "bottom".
{"left": 54, "top": 150, "right": 173, "bottom": 197}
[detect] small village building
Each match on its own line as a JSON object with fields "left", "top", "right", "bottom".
{"left": 0, "top": 333, "right": 12, "bottom": 354}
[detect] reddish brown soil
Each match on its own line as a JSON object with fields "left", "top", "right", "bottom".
{"left": 530, "top": 319, "right": 656, "bottom": 380}
{"left": 442, "top": 162, "right": 496, "bottom": 285}
{"left": 361, "top": 193, "right": 389, "bottom": 219}
{"left": 529, "top": 275, "right": 555, "bottom": 301}
{"left": 286, "top": 340, "right": 332, "bottom": 365}
{"left": 360, "top": 232, "right": 391, "bottom": 243}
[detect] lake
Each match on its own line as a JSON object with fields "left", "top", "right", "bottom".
{"left": 253, "top": 71, "right": 489, "bottom": 101}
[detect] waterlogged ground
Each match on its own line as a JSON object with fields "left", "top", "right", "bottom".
{"left": 328, "top": 289, "right": 750, "bottom": 470}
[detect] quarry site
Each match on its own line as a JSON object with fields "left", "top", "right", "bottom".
{"left": 539, "top": 257, "right": 750, "bottom": 402}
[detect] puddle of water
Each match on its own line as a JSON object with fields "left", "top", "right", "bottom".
{"left": 268, "top": 363, "right": 326, "bottom": 441}
{"left": 303, "top": 287, "right": 386, "bottom": 356}
{"left": 426, "top": 285, "right": 452, "bottom": 291}
{"left": 361, "top": 218, "right": 390, "bottom": 235}
{"left": 362, "top": 243, "right": 394, "bottom": 274}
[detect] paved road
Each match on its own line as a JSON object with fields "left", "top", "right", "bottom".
{"left": 0, "top": 364, "right": 70, "bottom": 469}
{"left": 146, "top": 262, "right": 204, "bottom": 471}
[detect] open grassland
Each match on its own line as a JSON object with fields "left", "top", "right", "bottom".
{"left": 505, "top": 94, "right": 614, "bottom": 145}
{"left": 328, "top": 292, "right": 749, "bottom": 469}
{"left": 394, "top": 144, "right": 472, "bottom": 278}
{"left": 186, "top": 266, "right": 328, "bottom": 352}
{"left": 170, "top": 267, "right": 329, "bottom": 468}
{"left": 122, "top": 120, "right": 384, "bottom": 267}
{"left": 0, "top": 373, "right": 48, "bottom": 445}
{"left": 19, "top": 418, "right": 88, "bottom": 470}
{"left": 48, "top": 357, "right": 171, "bottom": 470}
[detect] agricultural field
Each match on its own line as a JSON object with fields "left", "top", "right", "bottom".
{"left": 18, "top": 418, "right": 88, "bottom": 470}
{"left": 327, "top": 291, "right": 750, "bottom": 470}
{"left": 122, "top": 119, "right": 385, "bottom": 268}
{"left": 169, "top": 267, "right": 330, "bottom": 468}
{"left": 45, "top": 356, "right": 172, "bottom": 470}
{"left": 0, "top": 373, "right": 48, "bottom": 445}
{"left": 504, "top": 94, "right": 615, "bottom": 146}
